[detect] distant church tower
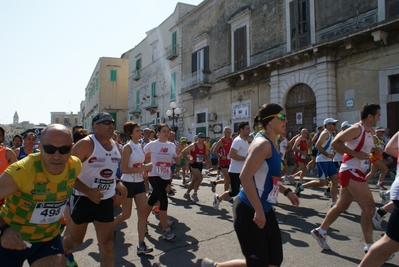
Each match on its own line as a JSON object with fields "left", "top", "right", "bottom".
{"left": 13, "top": 111, "right": 19, "bottom": 124}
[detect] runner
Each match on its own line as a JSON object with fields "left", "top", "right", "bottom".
{"left": 182, "top": 132, "right": 209, "bottom": 202}
{"left": 359, "top": 130, "right": 399, "bottom": 266}
{"left": 292, "top": 128, "right": 309, "bottom": 183}
{"left": 176, "top": 137, "right": 188, "bottom": 184}
{"left": 11, "top": 134, "right": 23, "bottom": 150}
{"left": 213, "top": 122, "right": 250, "bottom": 209}
{"left": 113, "top": 121, "right": 153, "bottom": 255}
{"left": 0, "top": 124, "right": 81, "bottom": 267}
{"left": 0, "top": 127, "right": 17, "bottom": 209}
{"left": 202, "top": 103, "right": 299, "bottom": 267}
{"left": 210, "top": 127, "right": 232, "bottom": 194}
{"left": 14, "top": 132, "right": 38, "bottom": 160}
{"left": 143, "top": 123, "right": 180, "bottom": 240}
{"left": 295, "top": 118, "right": 339, "bottom": 207}
{"left": 62, "top": 112, "right": 127, "bottom": 267}
{"left": 310, "top": 102, "right": 381, "bottom": 252}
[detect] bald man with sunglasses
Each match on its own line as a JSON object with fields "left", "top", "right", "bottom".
{"left": 0, "top": 124, "right": 82, "bottom": 267}
{"left": 62, "top": 112, "right": 126, "bottom": 267}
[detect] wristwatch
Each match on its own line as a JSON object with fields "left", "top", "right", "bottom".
{"left": 0, "top": 224, "right": 10, "bottom": 237}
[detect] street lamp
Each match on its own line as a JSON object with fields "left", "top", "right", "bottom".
{"left": 166, "top": 102, "right": 182, "bottom": 132}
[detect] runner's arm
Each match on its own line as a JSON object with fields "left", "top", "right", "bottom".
{"left": 385, "top": 131, "right": 399, "bottom": 158}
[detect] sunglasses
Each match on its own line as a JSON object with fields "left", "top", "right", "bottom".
{"left": 263, "top": 114, "right": 287, "bottom": 121}
{"left": 41, "top": 144, "right": 72, "bottom": 155}
{"left": 98, "top": 120, "right": 114, "bottom": 125}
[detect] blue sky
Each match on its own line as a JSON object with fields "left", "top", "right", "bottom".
{"left": 0, "top": 0, "right": 202, "bottom": 125}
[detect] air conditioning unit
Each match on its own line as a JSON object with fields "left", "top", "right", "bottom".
{"left": 207, "top": 112, "right": 217, "bottom": 121}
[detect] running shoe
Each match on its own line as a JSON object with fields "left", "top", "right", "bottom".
{"left": 294, "top": 183, "right": 304, "bottom": 197}
{"left": 372, "top": 208, "right": 384, "bottom": 230}
{"left": 152, "top": 206, "right": 159, "bottom": 216}
{"left": 287, "top": 175, "right": 296, "bottom": 185}
{"left": 66, "top": 253, "right": 78, "bottom": 267}
{"left": 380, "top": 190, "right": 390, "bottom": 205}
{"left": 202, "top": 258, "right": 217, "bottom": 267}
{"left": 192, "top": 192, "right": 199, "bottom": 202}
{"left": 310, "top": 229, "right": 330, "bottom": 250}
{"left": 182, "top": 179, "right": 188, "bottom": 185}
{"left": 167, "top": 190, "right": 175, "bottom": 197}
{"left": 323, "top": 190, "right": 331, "bottom": 198}
{"left": 162, "top": 227, "right": 176, "bottom": 240}
{"left": 211, "top": 181, "right": 216, "bottom": 193}
{"left": 205, "top": 169, "right": 210, "bottom": 175}
{"left": 213, "top": 195, "right": 221, "bottom": 209}
{"left": 376, "top": 183, "right": 387, "bottom": 190}
{"left": 216, "top": 175, "right": 221, "bottom": 181}
{"left": 225, "top": 197, "right": 234, "bottom": 203}
{"left": 183, "top": 192, "right": 191, "bottom": 201}
{"left": 137, "top": 242, "right": 153, "bottom": 255}
{"left": 167, "top": 218, "right": 174, "bottom": 227}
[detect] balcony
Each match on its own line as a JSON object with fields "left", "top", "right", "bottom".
{"left": 144, "top": 99, "right": 158, "bottom": 114}
{"left": 181, "top": 70, "right": 212, "bottom": 98}
{"left": 133, "top": 69, "right": 141, "bottom": 81}
{"left": 129, "top": 109, "right": 142, "bottom": 118}
{"left": 166, "top": 44, "right": 179, "bottom": 60}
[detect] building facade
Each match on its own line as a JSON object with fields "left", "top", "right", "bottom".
{"left": 50, "top": 111, "right": 82, "bottom": 130}
{"left": 176, "top": 0, "right": 399, "bottom": 140}
{"left": 83, "top": 57, "right": 129, "bottom": 132}
{"left": 125, "top": 3, "right": 196, "bottom": 135}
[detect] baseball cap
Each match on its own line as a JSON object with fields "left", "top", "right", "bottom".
{"left": 341, "top": 121, "right": 352, "bottom": 128}
{"left": 92, "top": 112, "right": 114, "bottom": 126}
{"left": 180, "top": 137, "right": 187, "bottom": 142}
{"left": 324, "top": 118, "right": 338, "bottom": 126}
{"left": 375, "top": 126, "right": 385, "bottom": 132}
{"left": 197, "top": 132, "right": 206, "bottom": 138}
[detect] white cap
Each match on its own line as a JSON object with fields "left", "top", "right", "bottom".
{"left": 341, "top": 121, "right": 352, "bottom": 128}
{"left": 324, "top": 118, "right": 339, "bottom": 126}
{"left": 375, "top": 126, "right": 385, "bottom": 132}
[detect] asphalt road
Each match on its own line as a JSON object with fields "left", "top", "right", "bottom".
{"left": 23, "top": 171, "right": 399, "bottom": 267}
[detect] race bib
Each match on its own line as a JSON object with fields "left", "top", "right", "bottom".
{"left": 29, "top": 200, "right": 67, "bottom": 224}
{"left": 92, "top": 177, "right": 114, "bottom": 191}
{"left": 196, "top": 155, "right": 204, "bottom": 162}
{"left": 156, "top": 162, "right": 171, "bottom": 176}
{"left": 301, "top": 153, "right": 306, "bottom": 159}
{"left": 267, "top": 176, "right": 280, "bottom": 204}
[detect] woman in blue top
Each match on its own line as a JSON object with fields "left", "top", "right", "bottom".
{"left": 202, "top": 103, "right": 300, "bottom": 267}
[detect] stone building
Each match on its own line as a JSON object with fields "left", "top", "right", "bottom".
{"left": 82, "top": 57, "right": 129, "bottom": 132}
{"left": 124, "top": 3, "right": 196, "bottom": 134}
{"left": 177, "top": 0, "right": 399, "bottom": 140}
{"left": 50, "top": 112, "right": 82, "bottom": 130}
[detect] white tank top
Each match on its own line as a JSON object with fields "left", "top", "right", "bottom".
{"left": 390, "top": 136, "right": 399, "bottom": 201}
{"left": 340, "top": 123, "right": 374, "bottom": 173}
{"left": 121, "top": 140, "right": 145, "bottom": 183}
{"left": 74, "top": 134, "right": 121, "bottom": 199}
{"left": 316, "top": 130, "right": 334, "bottom": 162}
{"left": 143, "top": 140, "right": 177, "bottom": 180}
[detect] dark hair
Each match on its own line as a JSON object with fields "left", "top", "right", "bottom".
{"left": 360, "top": 102, "right": 381, "bottom": 120}
{"left": 238, "top": 121, "right": 249, "bottom": 131}
{"left": 13, "top": 134, "right": 23, "bottom": 142}
{"left": 123, "top": 121, "right": 140, "bottom": 139}
{"left": 257, "top": 103, "right": 284, "bottom": 128}
{"left": 72, "top": 125, "right": 83, "bottom": 132}
{"left": 23, "top": 132, "right": 36, "bottom": 140}
{"left": 0, "top": 126, "right": 4, "bottom": 137}
{"left": 73, "top": 129, "right": 89, "bottom": 143}
{"left": 156, "top": 123, "right": 171, "bottom": 133}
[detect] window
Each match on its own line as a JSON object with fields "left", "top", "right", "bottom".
{"left": 390, "top": 74, "right": 399, "bottom": 94}
{"left": 290, "top": 0, "right": 310, "bottom": 50}
{"left": 55, "top": 118, "right": 59, "bottom": 123}
{"left": 172, "top": 31, "right": 177, "bottom": 54}
{"left": 75, "top": 118, "right": 78, "bottom": 124}
{"left": 234, "top": 26, "right": 247, "bottom": 70}
{"left": 95, "top": 77, "right": 99, "bottom": 90}
{"left": 152, "top": 47, "right": 157, "bottom": 62}
{"left": 386, "top": 0, "right": 399, "bottom": 19}
{"left": 197, "top": 112, "right": 206, "bottom": 123}
{"left": 151, "top": 82, "right": 156, "bottom": 106}
{"left": 136, "top": 90, "right": 140, "bottom": 111}
{"left": 109, "top": 112, "right": 117, "bottom": 125}
{"left": 110, "top": 69, "right": 117, "bottom": 82}
{"left": 191, "top": 46, "right": 209, "bottom": 73}
{"left": 170, "top": 72, "right": 176, "bottom": 101}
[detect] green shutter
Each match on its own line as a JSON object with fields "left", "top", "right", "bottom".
{"left": 170, "top": 72, "right": 176, "bottom": 101}
{"left": 136, "top": 58, "right": 142, "bottom": 69}
{"left": 136, "top": 91, "right": 140, "bottom": 111}
{"left": 110, "top": 70, "right": 117, "bottom": 81}
{"left": 109, "top": 112, "right": 117, "bottom": 125}
{"left": 151, "top": 82, "right": 156, "bottom": 106}
{"left": 172, "top": 31, "right": 177, "bottom": 54}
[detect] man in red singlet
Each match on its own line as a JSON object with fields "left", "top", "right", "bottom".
{"left": 311, "top": 103, "right": 381, "bottom": 253}
{"left": 0, "top": 127, "right": 17, "bottom": 208}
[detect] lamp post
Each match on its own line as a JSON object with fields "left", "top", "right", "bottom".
{"left": 166, "top": 102, "right": 182, "bottom": 132}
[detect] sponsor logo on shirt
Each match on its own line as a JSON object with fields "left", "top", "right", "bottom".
{"left": 100, "top": 169, "right": 113, "bottom": 178}
{"left": 88, "top": 157, "right": 106, "bottom": 163}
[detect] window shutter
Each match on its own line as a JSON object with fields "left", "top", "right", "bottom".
{"left": 290, "top": 0, "right": 297, "bottom": 50}
{"left": 170, "top": 72, "right": 176, "bottom": 101}
{"left": 203, "top": 46, "right": 209, "bottom": 71}
{"left": 192, "top": 52, "right": 197, "bottom": 73}
{"left": 172, "top": 31, "right": 177, "bottom": 54}
{"left": 235, "top": 26, "right": 247, "bottom": 70}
